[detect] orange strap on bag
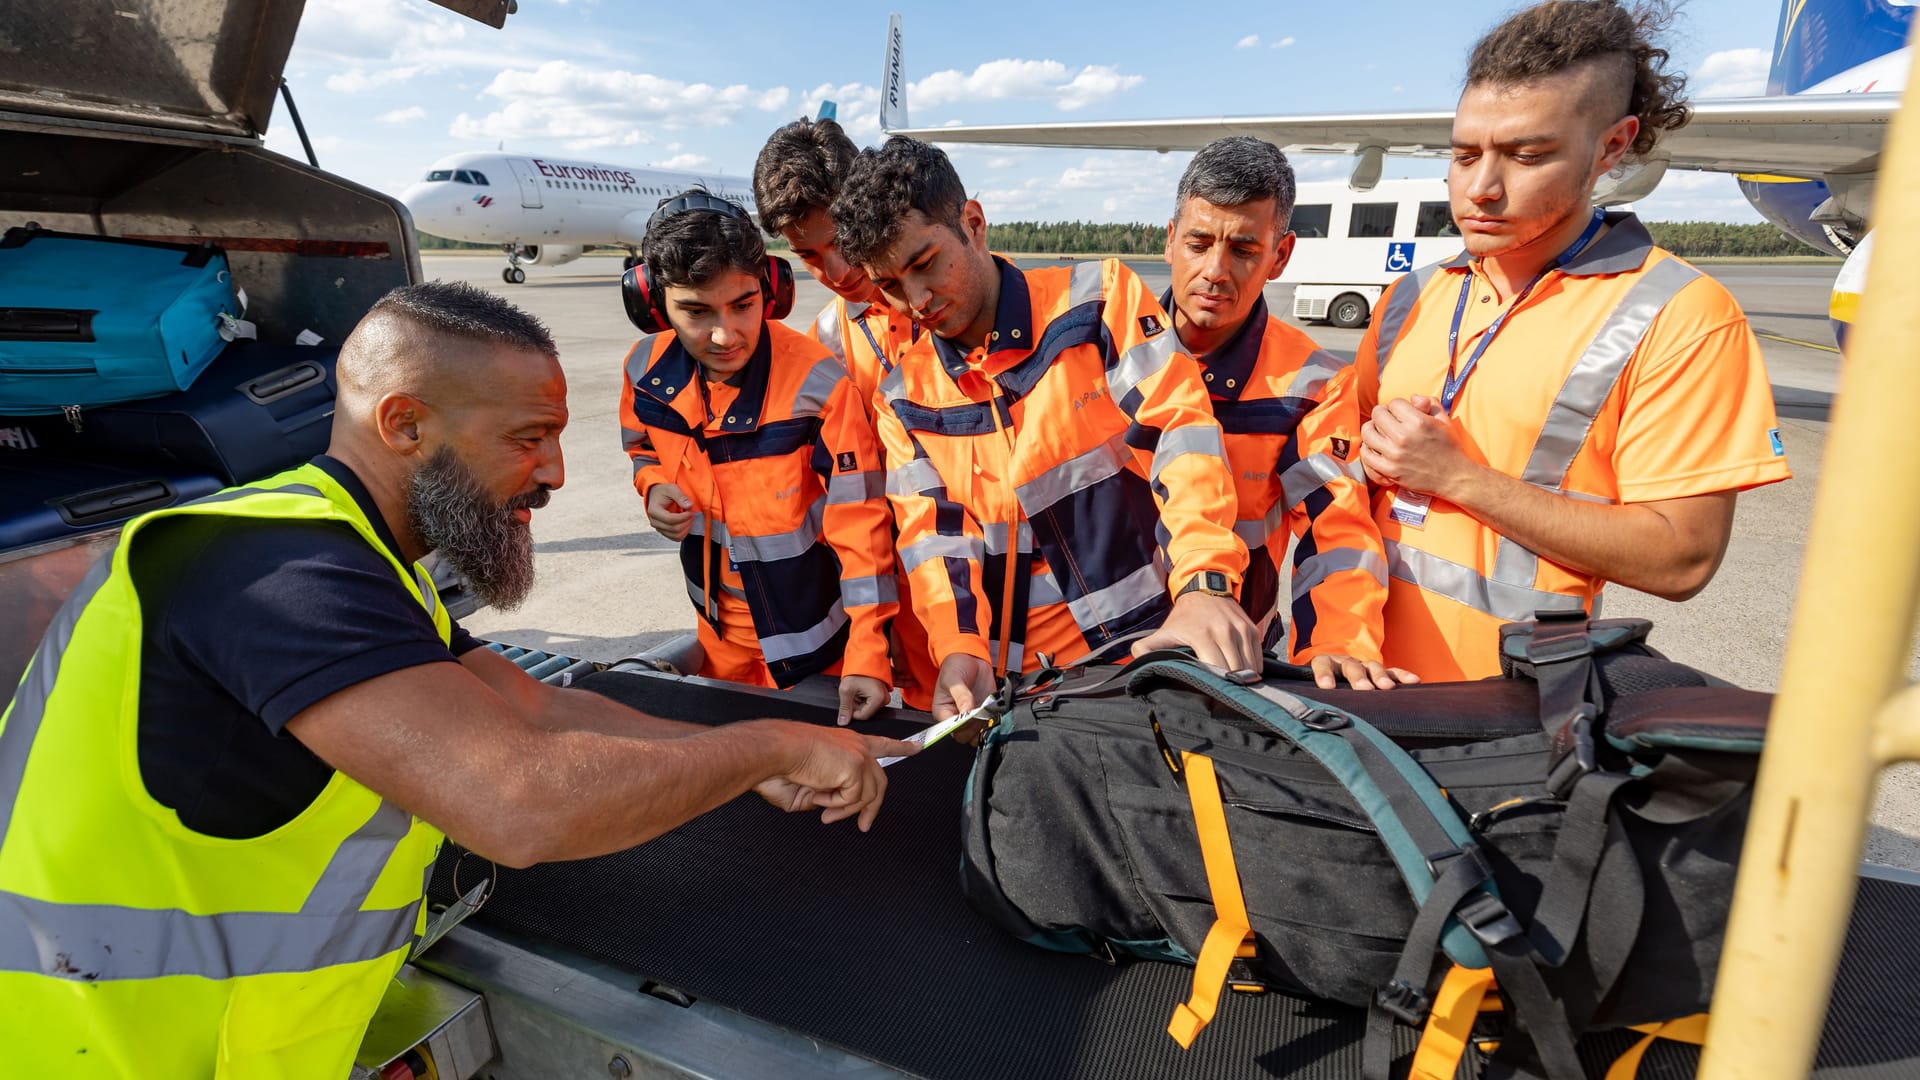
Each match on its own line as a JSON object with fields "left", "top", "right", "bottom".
{"left": 1167, "top": 752, "right": 1255, "bottom": 1049}
{"left": 1408, "top": 964, "right": 1499, "bottom": 1079}
{"left": 1604, "top": 1014, "right": 1709, "bottom": 1080}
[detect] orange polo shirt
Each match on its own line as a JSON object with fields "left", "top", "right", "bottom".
{"left": 1355, "top": 212, "right": 1791, "bottom": 680}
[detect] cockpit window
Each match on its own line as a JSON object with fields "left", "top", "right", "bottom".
{"left": 453, "top": 170, "right": 474, "bottom": 184}
{"left": 426, "top": 170, "right": 453, "bottom": 182}
{"left": 469, "top": 171, "right": 489, "bottom": 186}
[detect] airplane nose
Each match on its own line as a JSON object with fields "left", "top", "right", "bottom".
{"left": 399, "top": 183, "right": 455, "bottom": 232}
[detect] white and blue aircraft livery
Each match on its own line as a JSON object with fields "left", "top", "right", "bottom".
{"left": 401, "top": 153, "right": 756, "bottom": 284}
{"left": 880, "top": 0, "right": 1910, "bottom": 345}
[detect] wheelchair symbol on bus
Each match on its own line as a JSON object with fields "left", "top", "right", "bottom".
{"left": 1384, "top": 242, "right": 1415, "bottom": 272}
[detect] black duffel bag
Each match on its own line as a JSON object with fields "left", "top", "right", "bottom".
{"left": 958, "top": 614, "right": 1766, "bottom": 1079}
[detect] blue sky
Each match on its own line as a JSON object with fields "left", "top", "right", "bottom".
{"left": 272, "top": 0, "right": 1789, "bottom": 226}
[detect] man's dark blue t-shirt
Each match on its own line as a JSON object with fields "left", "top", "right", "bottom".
{"left": 132, "top": 455, "right": 479, "bottom": 839}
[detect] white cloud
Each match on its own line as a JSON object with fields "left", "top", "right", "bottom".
{"left": 911, "top": 58, "right": 1145, "bottom": 112}
{"left": 1272, "top": 36, "right": 1296, "bottom": 48}
{"left": 378, "top": 105, "right": 427, "bottom": 124}
{"left": 1237, "top": 34, "right": 1260, "bottom": 49}
{"left": 802, "top": 82, "right": 885, "bottom": 139}
{"left": 450, "top": 61, "right": 791, "bottom": 149}
{"left": 656, "top": 152, "right": 711, "bottom": 170}
{"left": 973, "top": 152, "right": 1193, "bottom": 222}
{"left": 1633, "top": 170, "right": 1766, "bottom": 224}
{"left": 1695, "top": 48, "right": 1771, "bottom": 98}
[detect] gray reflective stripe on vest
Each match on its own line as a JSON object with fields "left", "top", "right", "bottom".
{"left": 888, "top": 458, "right": 945, "bottom": 498}
{"left": 828, "top": 469, "right": 886, "bottom": 505}
{"left": 0, "top": 888, "right": 418, "bottom": 982}
{"left": 0, "top": 551, "right": 114, "bottom": 842}
{"left": 1280, "top": 453, "right": 1363, "bottom": 510}
{"left": 1066, "top": 561, "right": 1165, "bottom": 629}
{"left": 412, "top": 566, "right": 439, "bottom": 621}
{"left": 300, "top": 800, "right": 412, "bottom": 915}
{"left": 790, "top": 355, "right": 846, "bottom": 417}
{"left": 900, "top": 533, "right": 981, "bottom": 573}
{"left": 760, "top": 602, "right": 849, "bottom": 663}
{"left": 1015, "top": 432, "right": 1129, "bottom": 514}
{"left": 1289, "top": 349, "right": 1351, "bottom": 399}
{"left": 1068, "top": 260, "right": 1105, "bottom": 308}
{"left": 190, "top": 483, "right": 327, "bottom": 507}
{"left": 1029, "top": 568, "right": 1065, "bottom": 608}
{"left": 727, "top": 496, "right": 824, "bottom": 563}
{"left": 1373, "top": 263, "right": 1444, "bottom": 377}
{"left": 1385, "top": 539, "right": 1587, "bottom": 623}
{"left": 1492, "top": 257, "right": 1700, "bottom": 596}
{"left": 1107, "top": 329, "right": 1179, "bottom": 410}
{"left": 1291, "top": 548, "right": 1389, "bottom": 603}
{"left": 1149, "top": 424, "right": 1225, "bottom": 486}
{"left": 813, "top": 304, "right": 848, "bottom": 364}
{"left": 840, "top": 574, "right": 899, "bottom": 607}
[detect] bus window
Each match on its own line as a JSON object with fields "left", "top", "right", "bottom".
{"left": 1349, "top": 203, "right": 1397, "bottom": 238}
{"left": 1415, "top": 201, "right": 1459, "bottom": 237}
{"left": 1291, "top": 204, "right": 1332, "bottom": 238}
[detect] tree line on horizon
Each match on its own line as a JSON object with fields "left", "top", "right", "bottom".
{"left": 416, "top": 219, "right": 1822, "bottom": 259}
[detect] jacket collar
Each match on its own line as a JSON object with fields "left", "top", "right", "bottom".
{"left": 932, "top": 255, "right": 1032, "bottom": 380}
{"left": 637, "top": 324, "right": 776, "bottom": 434}
{"left": 1162, "top": 287, "right": 1266, "bottom": 403}
{"left": 1442, "top": 210, "right": 1653, "bottom": 278}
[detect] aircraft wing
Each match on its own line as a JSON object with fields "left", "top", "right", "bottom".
{"left": 888, "top": 92, "right": 1897, "bottom": 180}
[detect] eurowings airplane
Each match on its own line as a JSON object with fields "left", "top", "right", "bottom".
{"left": 878, "top": 0, "right": 1910, "bottom": 344}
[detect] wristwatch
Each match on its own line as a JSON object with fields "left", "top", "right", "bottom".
{"left": 1177, "top": 570, "right": 1235, "bottom": 599}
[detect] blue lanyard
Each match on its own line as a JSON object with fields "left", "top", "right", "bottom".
{"left": 856, "top": 317, "right": 894, "bottom": 376}
{"left": 1442, "top": 209, "right": 1606, "bottom": 414}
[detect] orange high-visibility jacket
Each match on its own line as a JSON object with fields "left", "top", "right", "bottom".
{"left": 874, "top": 256, "right": 1246, "bottom": 673}
{"left": 619, "top": 320, "right": 898, "bottom": 687}
{"left": 808, "top": 295, "right": 920, "bottom": 406}
{"left": 1356, "top": 213, "right": 1791, "bottom": 680}
{"left": 1171, "top": 291, "right": 1388, "bottom": 664}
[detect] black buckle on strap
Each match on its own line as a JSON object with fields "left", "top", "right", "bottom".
{"left": 1545, "top": 705, "right": 1599, "bottom": 800}
{"left": 1375, "top": 979, "right": 1433, "bottom": 1025}
{"left": 1425, "top": 842, "right": 1491, "bottom": 882}
{"left": 1455, "top": 893, "right": 1525, "bottom": 948}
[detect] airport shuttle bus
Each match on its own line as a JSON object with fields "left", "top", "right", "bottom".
{"left": 1283, "top": 178, "right": 1463, "bottom": 329}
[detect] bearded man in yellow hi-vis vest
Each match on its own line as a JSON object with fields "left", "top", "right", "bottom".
{"left": 0, "top": 281, "right": 914, "bottom": 1077}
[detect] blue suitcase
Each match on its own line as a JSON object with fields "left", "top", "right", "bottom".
{"left": 0, "top": 452, "right": 224, "bottom": 555}
{"left": 0, "top": 227, "right": 237, "bottom": 418}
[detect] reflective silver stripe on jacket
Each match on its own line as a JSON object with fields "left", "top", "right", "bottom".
{"left": 900, "top": 533, "right": 982, "bottom": 573}
{"left": 1106, "top": 330, "right": 1179, "bottom": 411}
{"left": 1234, "top": 502, "right": 1286, "bottom": 550}
{"left": 1068, "top": 260, "right": 1105, "bottom": 309}
{"left": 686, "top": 512, "right": 732, "bottom": 551}
{"left": 812, "top": 304, "right": 848, "bottom": 365}
{"left": 982, "top": 521, "right": 1032, "bottom": 557}
{"left": 828, "top": 469, "right": 886, "bottom": 505}
{"left": 1291, "top": 548, "right": 1389, "bottom": 603}
{"left": 1029, "top": 568, "right": 1065, "bottom": 608}
{"left": 1289, "top": 349, "right": 1352, "bottom": 400}
{"left": 888, "top": 458, "right": 945, "bottom": 497}
{"left": 1015, "top": 432, "right": 1130, "bottom": 514}
{"left": 1066, "top": 561, "right": 1166, "bottom": 629}
{"left": 1149, "top": 424, "right": 1226, "bottom": 486}
{"left": 725, "top": 497, "right": 825, "bottom": 564}
{"left": 989, "top": 639, "right": 1026, "bottom": 674}
{"left": 1280, "top": 453, "right": 1363, "bottom": 510}
{"left": 840, "top": 574, "right": 899, "bottom": 608}
{"left": 759, "top": 602, "right": 850, "bottom": 663}
{"left": 1373, "top": 262, "right": 1444, "bottom": 377}
{"left": 790, "top": 355, "right": 848, "bottom": 417}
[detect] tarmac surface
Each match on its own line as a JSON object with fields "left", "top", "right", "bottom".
{"left": 429, "top": 252, "right": 1920, "bottom": 870}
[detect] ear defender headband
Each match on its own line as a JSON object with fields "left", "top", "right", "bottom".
{"left": 621, "top": 191, "right": 795, "bottom": 334}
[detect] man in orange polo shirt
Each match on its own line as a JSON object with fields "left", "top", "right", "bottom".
{"left": 1162, "top": 136, "right": 1413, "bottom": 691}
{"left": 1356, "top": 0, "right": 1791, "bottom": 681}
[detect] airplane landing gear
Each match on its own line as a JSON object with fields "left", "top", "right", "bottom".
{"left": 501, "top": 245, "right": 528, "bottom": 285}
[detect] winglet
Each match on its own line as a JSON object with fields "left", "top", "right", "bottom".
{"left": 880, "top": 13, "right": 908, "bottom": 132}
{"left": 816, "top": 100, "right": 837, "bottom": 123}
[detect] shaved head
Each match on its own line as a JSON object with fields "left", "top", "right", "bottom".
{"left": 337, "top": 280, "right": 557, "bottom": 408}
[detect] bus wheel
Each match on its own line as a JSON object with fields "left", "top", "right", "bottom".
{"left": 1328, "top": 292, "right": 1370, "bottom": 329}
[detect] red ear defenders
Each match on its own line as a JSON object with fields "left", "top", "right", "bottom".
{"left": 621, "top": 191, "right": 794, "bottom": 334}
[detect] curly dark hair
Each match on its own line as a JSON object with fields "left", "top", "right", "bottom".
{"left": 753, "top": 118, "right": 861, "bottom": 237}
{"left": 642, "top": 189, "right": 767, "bottom": 291}
{"left": 1466, "top": 0, "right": 1690, "bottom": 161}
{"left": 830, "top": 136, "right": 968, "bottom": 270}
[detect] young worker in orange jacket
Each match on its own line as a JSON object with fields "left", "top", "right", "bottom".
{"left": 1355, "top": 2, "right": 1790, "bottom": 680}
{"left": 1162, "top": 137, "right": 1416, "bottom": 691}
{"left": 833, "top": 137, "right": 1261, "bottom": 725}
{"left": 618, "top": 193, "right": 899, "bottom": 724}
{"left": 753, "top": 118, "right": 937, "bottom": 709}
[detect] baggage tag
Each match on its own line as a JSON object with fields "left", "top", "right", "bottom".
{"left": 878, "top": 698, "right": 998, "bottom": 767}
{"left": 1389, "top": 489, "right": 1433, "bottom": 529}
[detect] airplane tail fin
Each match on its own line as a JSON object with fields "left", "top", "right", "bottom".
{"left": 880, "top": 13, "right": 908, "bottom": 132}
{"left": 1767, "top": 0, "right": 1912, "bottom": 95}
{"left": 816, "top": 100, "right": 837, "bottom": 123}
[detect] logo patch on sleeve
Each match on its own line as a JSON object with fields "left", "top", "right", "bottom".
{"left": 1767, "top": 429, "right": 1785, "bottom": 456}
{"left": 836, "top": 450, "right": 859, "bottom": 472}
{"left": 1331, "top": 437, "right": 1351, "bottom": 460}
{"left": 1138, "top": 314, "right": 1165, "bottom": 337}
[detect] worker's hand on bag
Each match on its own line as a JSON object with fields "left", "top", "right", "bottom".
{"left": 836, "top": 675, "right": 891, "bottom": 725}
{"left": 932, "top": 652, "right": 997, "bottom": 745}
{"left": 1132, "top": 592, "right": 1263, "bottom": 675}
{"left": 1360, "top": 395, "right": 1474, "bottom": 497}
{"left": 646, "top": 482, "right": 695, "bottom": 542}
{"left": 753, "top": 723, "right": 916, "bottom": 832}
{"left": 1309, "top": 653, "right": 1421, "bottom": 691}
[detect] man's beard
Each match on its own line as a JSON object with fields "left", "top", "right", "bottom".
{"left": 405, "top": 447, "right": 550, "bottom": 611}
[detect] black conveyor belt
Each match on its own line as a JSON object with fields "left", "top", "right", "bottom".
{"left": 428, "top": 669, "right": 1920, "bottom": 1079}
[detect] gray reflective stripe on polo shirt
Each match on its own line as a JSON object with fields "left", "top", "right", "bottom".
{"left": 1373, "top": 263, "right": 1443, "bottom": 377}
{"left": 1068, "top": 260, "right": 1105, "bottom": 309}
{"left": 300, "top": 800, "right": 412, "bottom": 915}
{"left": 1280, "top": 453, "right": 1363, "bottom": 510}
{"left": 1107, "top": 330, "right": 1180, "bottom": 411}
{"left": 1150, "top": 424, "right": 1225, "bottom": 485}
{"left": 1029, "top": 568, "right": 1065, "bottom": 608}
{"left": 813, "top": 305, "right": 848, "bottom": 364}
{"left": 1016, "top": 433, "right": 1130, "bottom": 514}
{"left": 841, "top": 575, "right": 899, "bottom": 607}
{"left": 790, "top": 355, "right": 847, "bottom": 416}
{"left": 1493, "top": 257, "right": 1700, "bottom": 594}
{"left": 828, "top": 469, "right": 886, "bottom": 505}
{"left": 1291, "top": 548, "right": 1389, "bottom": 602}
{"left": 759, "top": 602, "right": 849, "bottom": 663}
{"left": 1385, "top": 539, "right": 1587, "bottom": 623}
{"left": 900, "top": 533, "right": 982, "bottom": 573}
{"left": 0, "top": 888, "right": 419, "bottom": 982}
{"left": 888, "top": 458, "right": 946, "bottom": 498}
{"left": 1067, "top": 562, "right": 1165, "bottom": 629}
{"left": 727, "top": 497, "right": 825, "bottom": 564}
{"left": 1289, "top": 349, "right": 1352, "bottom": 400}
